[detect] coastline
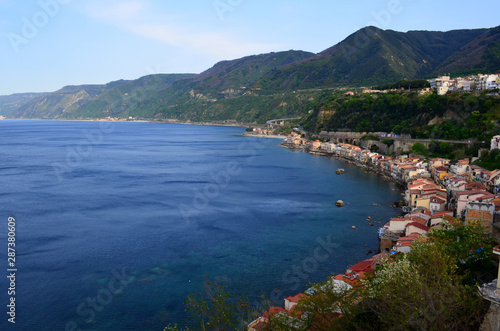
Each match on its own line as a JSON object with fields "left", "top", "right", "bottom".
{"left": 242, "top": 132, "right": 286, "bottom": 139}
{"left": 296, "top": 145, "right": 405, "bottom": 188}
{"left": 1, "top": 117, "right": 257, "bottom": 128}
{"left": 8, "top": 117, "right": 403, "bottom": 189}
{"left": 4, "top": 117, "right": 404, "bottom": 190}
{"left": 242, "top": 132, "right": 407, "bottom": 190}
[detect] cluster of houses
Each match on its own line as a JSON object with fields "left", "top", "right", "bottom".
{"left": 96, "top": 116, "right": 123, "bottom": 122}
{"left": 249, "top": 127, "right": 277, "bottom": 135}
{"left": 253, "top": 132, "right": 500, "bottom": 329}
{"left": 283, "top": 132, "right": 500, "bottom": 231}
{"left": 430, "top": 74, "right": 499, "bottom": 95}
{"left": 248, "top": 251, "right": 392, "bottom": 330}
{"left": 284, "top": 133, "right": 429, "bottom": 184}
{"left": 359, "top": 74, "right": 499, "bottom": 96}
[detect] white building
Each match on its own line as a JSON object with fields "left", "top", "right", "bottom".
{"left": 491, "top": 135, "right": 500, "bottom": 150}
{"left": 435, "top": 76, "right": 451, "bottom": 95}
{"left": 486, "top": 74, "right": 499, "bottom": 90}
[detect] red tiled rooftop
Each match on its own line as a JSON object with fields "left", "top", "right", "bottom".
{"left": 431, "top": 211, "right": 453, "bottom": 218}
{"left": 475, "top": 193, "right": 495, "bottom": 200}
{"left": 466, "top": 181, "right": 487, "bottom": 190}
{"left": 421, "top": 187, "right": 445, "bottom": 192}
{"left": 398, "top": 232, "right": 420, "bottom": 240}
{"left": 285, "top": 293, "right": 306, "bottom": 303}
{"left": 397, "top": 241, "right": 413, "bottom": 247}
{"left": 410, "top": 179, "right": 431, "bottom": 185}
{"left": 397, "top": 239, "right": 413, "bottom": 246}
{"left": 456, "top": 190, "right": 491, "bottom": 197}
{"left": 347, "top": 260, "right": 374, "bottom": 273}
{"left": 408, "top": 213, "right": 431, "bottom": 220}
{"left": 406, "top": 222, "right": 430, "bottom": 232}
{"left": 333, "top": 272, "right": 366, "bottom": 286}
{"left": 404, "top": 216, "right": 428, "bottom": 225}
{"left": 333, "top": 274, "right": 344, "bottom": 281}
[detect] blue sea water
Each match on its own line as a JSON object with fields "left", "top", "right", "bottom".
{"left": 0, "top": 120, "right": 402, "bottom": 330}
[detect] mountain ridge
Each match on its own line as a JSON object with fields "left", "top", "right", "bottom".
{"left": 3, "top": 25, "right": 500, "bottom": 122}
{"left": 255, "top": 26, "right": 494, "bottom": 90}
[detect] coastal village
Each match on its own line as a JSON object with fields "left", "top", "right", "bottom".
{"left": 247, "top": 129, "right": 500, "bottom": 329}
{"left": 430, "top": 74, "right": 499, "bottom": 95}
{"left": 363, "top": 73, "right": 500, "bottom": 95}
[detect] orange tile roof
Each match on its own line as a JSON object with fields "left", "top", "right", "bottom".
{"left": 466, "top": 181, "right": 487, "bottom": 190}
{"left": 431, "top": 211, "right": 453, "bottom": 218}
{"left": 456, "top": 190, "right": 489, "bottom": 197}
{"left": 347, "top": 260, "right": 374, "bottom": 273}
{"left": 406, "top": 222, "right": 430, "bottom": 232}
{"left": 285, "top": 293, "right": 306, "bottom": 303}
{"left": 408, "top": 213, "right": 431, "bottom": 221}
{"left": 404, "top": 216, "right": 428, "bottom": 225}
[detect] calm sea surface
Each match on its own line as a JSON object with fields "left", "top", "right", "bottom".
{"left": 0, "top": 120, "right": 402, "bottom": 330}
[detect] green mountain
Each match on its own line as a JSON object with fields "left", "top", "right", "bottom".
{"left": 4, "top": 26, "right": 500, "bottom": 123}
{"left": 256, "top": 26, "right": 496, "bottom": 90}
{"left": 0, "top": 93, "right": 47, "bottom": 116}
{"left": 7, "top": 50, "right": 314, "bottom": 121}
{"left": 124, "top": 50, "right": 315, "bottom": 122}
{"left": 188, "top": 50, "right": 315, "bottom": 92}
{"left": 9, "top": 74, "right": 195, "bottom": 119}
{"left": 433, "top": 26, "right": 500, "bottom": 75}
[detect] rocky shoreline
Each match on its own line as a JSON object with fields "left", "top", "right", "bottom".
{"left": 279, "top": 142, "right": 406, "bottom": 187}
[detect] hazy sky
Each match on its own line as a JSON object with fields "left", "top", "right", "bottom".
{"left": 1, "top": 0, "right": 498, "bottom": 95}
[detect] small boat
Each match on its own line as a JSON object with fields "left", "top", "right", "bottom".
{"left": 369, "top": 223, "right": 374, "bottom": 226}
{"left": 336, "top": 168, "right": 345, "bottom": 175}
{"left": 366, "top": 216, "right": 372, "bottom": 221}
{"left": 335, "top": 200, "right": 344, "bottom": 207}
{"left": 352, "top": 226, "right": 356, "bottom": 229}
